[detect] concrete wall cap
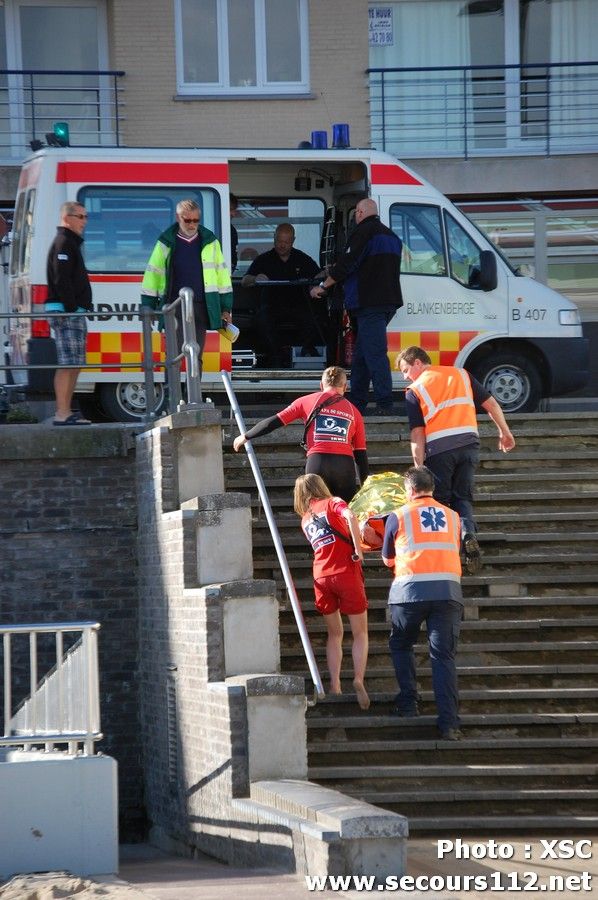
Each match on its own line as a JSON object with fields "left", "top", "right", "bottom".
{"left": 0, "top": 424, "right": 139, "bottom": 460}
{"left": 181, "top": 492, "right": 250, "bottom": 512}
{"left": 252, "top": 780, "right": 408, "bottom": 839}
{"left": 159, "top": 407, "right": 222, "bottom": 430}
{"left": 207, "top": 682, "right": 246, "bottom": 698}
{"left": 185, "top": 580, "right": 277, "bottom": 602}
{"left": 226, "top": 674, "right": 305, "bottom": 695}
{"left": 232, "top": 798, "right": 339, "bottom": 841}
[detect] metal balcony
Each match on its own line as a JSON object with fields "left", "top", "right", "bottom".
{"left": 0, "top": 68, "right": 125, "bottom": 159}
{"left": 367, "top": 61, "right": 598, "bottom": 159}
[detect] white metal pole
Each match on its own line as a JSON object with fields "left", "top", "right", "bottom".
{"left": 221, "top": 370, "right": 324, "bottom": 700}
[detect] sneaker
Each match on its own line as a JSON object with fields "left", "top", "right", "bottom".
{"left": 439, "top": 728, "right": 463, "bottom": 741}
{"left": 462, "top": 532, "right": 482, "bottom": 575}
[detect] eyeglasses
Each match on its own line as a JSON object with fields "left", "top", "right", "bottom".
{"left": 181, "top": 217, "right": 199, "bottom": 224}
{"left": 68, "top": 213, "right": 88, "bottom": 220}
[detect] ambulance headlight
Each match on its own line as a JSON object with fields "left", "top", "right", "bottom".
{"left": 559, "top": 309, "right": 581, "bottom": 325}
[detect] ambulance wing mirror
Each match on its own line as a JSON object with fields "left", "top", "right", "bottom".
{"left": 479, "top": 250, "right": 497, "bottom": 292}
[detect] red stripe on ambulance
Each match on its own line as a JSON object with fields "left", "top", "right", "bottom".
{"left": 89, "top": 274, "right": 143, "bottom": 283}
{"left": 370, "top": 163, "right": 422, "bottom": 186}
{"left": 56, "top": 161, "right": 230, "bottom": 184}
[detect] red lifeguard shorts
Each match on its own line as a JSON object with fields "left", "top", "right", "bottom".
{"left": 313, "top": 566, "right": 368, "bottom": 616}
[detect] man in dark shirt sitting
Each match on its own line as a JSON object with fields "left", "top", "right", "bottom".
{"left": 241, "top": 223, "right": 323, "bottom": 367}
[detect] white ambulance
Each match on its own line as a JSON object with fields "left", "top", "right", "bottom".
{"left": 6, "top": 145, "right": 588, "bottom": 420}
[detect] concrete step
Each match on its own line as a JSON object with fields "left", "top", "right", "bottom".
{"left": 307, "top": 736, "right": 598, "bottom": 767}
{"left": 342, "top": 789, "right": 598, "bottom": 821}
{"left": 227, "top": 468, "right": 598, "bottom": 494}
{"left": 406, "top": 814, "right": 598, "bottom": 834}
{"left": 252, "top": 519, "right": 598, "bottom": 546}
{"left": 294, "top": 664, "right": 598, "bottom": 692}
{"left": 282, "top": 595, "right": 598, "bottom": 622}
{"left": 300, "top": 687, "right": 598, "bottom": 716}
{"left": 307, "top": 762, "right": 598, "bottom": 792}
{"left": 282, "top": 640, "right": 598, "bottom": 669}
{"left": 280, "top": 619, "right": 598, "bottom": 650}
{"left": 225, "top": 449, "right": 598, "bottom": 476}
{"left": 251, "top": 511, "right": 598, "bottom": 538}
{"left": 256, "top": 558, "right": 598, "bottom": 584}
{"left": 305, "top": 712, "right": 598, "bottom": 740}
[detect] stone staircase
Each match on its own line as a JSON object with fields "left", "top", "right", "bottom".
{"left": 222, "top": 411, "right": 598, "bottom": 833}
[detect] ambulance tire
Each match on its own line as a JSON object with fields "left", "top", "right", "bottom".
{"left": 471, "top": 351, "right": 541, "bottom": 413}
{"left": 99, "top": 381, "right": 167, "bottom": 422}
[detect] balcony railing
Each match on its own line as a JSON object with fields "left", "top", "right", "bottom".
{"left": 2, "top": 622, "right": 101, "bottom": 756}
{"left": 367, "top": 60, "right": 598, "bottom": 159}
{"left": 0, "top": 68, "right": 125, "bottom": 159}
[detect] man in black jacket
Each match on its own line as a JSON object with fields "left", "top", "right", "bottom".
{"left": 311, "top": 199, "right": 402, "bottom": 415}
{"left": 45, "top": 201, "right": 93, "bottom": 425}
{"left": 241, "top": 223, "right": 323, "bottom": 367}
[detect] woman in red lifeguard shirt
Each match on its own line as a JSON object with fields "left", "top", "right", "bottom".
{"left": 233, "top": 366, "right": 368, "bottom": 502}
{"left": 294, "top": 473, "right": 370, "bottom": 709}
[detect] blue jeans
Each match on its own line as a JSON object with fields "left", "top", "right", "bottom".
{"left": 425, "top": 444, "right": 479, "bottom": 536}
{"left": 350, "top": 307, "right": 394, "bottom": 412}
{"left": 389, "top": 599, "right": 463, "bottom": 731}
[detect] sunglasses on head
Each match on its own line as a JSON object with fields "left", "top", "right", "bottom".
{"left": 181, "top": 216, "right": 199, "bottom": 224}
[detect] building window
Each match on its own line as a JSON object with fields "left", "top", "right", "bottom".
{"left": 175, "top": 0, "right": 309, "bottom": 96}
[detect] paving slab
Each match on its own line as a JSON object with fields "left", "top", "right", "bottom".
{"left": 103, "top": 837, "right": 598, "bottom": 900}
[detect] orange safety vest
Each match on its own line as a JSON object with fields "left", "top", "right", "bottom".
{"left": 409, "top": 366, "right": 478, "bottom": 452}
{"left": 392, "top": 496, "right": 462, "bottom": 588}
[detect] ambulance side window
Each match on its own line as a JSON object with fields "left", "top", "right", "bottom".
{"left": 77, "top": 187, "right": 221, "bottom": 273}
{"left": 444, "top": 212, "right": 483, "bottom": 289}
{"left": 389, "top": 203, "right": 447, "bottom": 276}
{"left": 10, "top": 189, "right": 36, "bottom": 277}
{"left": 9, "top": 192, "right": 25, "bottom": 277}
{"left": 232, "top": 197, "right": 324, "bottom": 275}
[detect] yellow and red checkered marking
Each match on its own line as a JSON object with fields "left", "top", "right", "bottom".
{"left": 86, "top": 330, "right": 232, "bottom": 373}
{"left": 387, "top": 330, "right": 480, "bottom": 369}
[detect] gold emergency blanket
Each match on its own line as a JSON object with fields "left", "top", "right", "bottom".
{"left": 349, "top": 471, "right": 407, "bottom": 550}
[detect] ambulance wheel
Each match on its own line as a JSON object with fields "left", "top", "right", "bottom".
{"left": 472, "top": 351, "right": 542, "bottom": 413}
{"left": 99, "top": 382, "right": 166, "bottom": 422}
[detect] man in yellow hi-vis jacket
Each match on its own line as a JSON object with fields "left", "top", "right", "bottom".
{"left": 141, "top": 198, "right": 233, "bottom": 378}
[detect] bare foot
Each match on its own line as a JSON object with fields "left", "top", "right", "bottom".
{"left": 329, "top": 682, "right": 342, "bottom": 695}
{"left": 353, "top": 679, "right": 370, "bottom": 710}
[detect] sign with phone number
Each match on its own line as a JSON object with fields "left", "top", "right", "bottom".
{"left": 369, "top": 7, "right": 393, "bottom": 47}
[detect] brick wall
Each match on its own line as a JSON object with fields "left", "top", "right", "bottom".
{"left": 109, "top": 0, "right": 369, "bottom": 149}
{"left": 135, "top": 422, "right": 252, "bottom": 860}
{"left": 0, "top": 416, "right": 306, "bottom": 866}
{"left": 0, "top": 425, "right": 145, "bottom": 839}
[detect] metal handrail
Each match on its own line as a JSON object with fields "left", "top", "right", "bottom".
{"left": 221, "top": 369, "right": 324, "bottom": 702}
{"left": 161, "top": 287, "right": 203, "bottom": 410}
{"left": 0, "top": 291, "right": 204, "bottom": 421}
{"left": 1, "top": 621, "right": 101, "bottom": 755}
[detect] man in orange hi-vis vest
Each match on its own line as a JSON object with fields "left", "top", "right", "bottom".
{"left": 397, "top": 345, "right": 515, "bottom": 575}
{"left": 382, "top": 466, "right": 464, "bottom": 741}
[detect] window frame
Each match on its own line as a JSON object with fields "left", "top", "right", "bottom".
{"left": 389, "top": 201, "right": 447, "bottom": 278}
{"left": 174, "top": 0, "right": 310, "bottom": 97}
